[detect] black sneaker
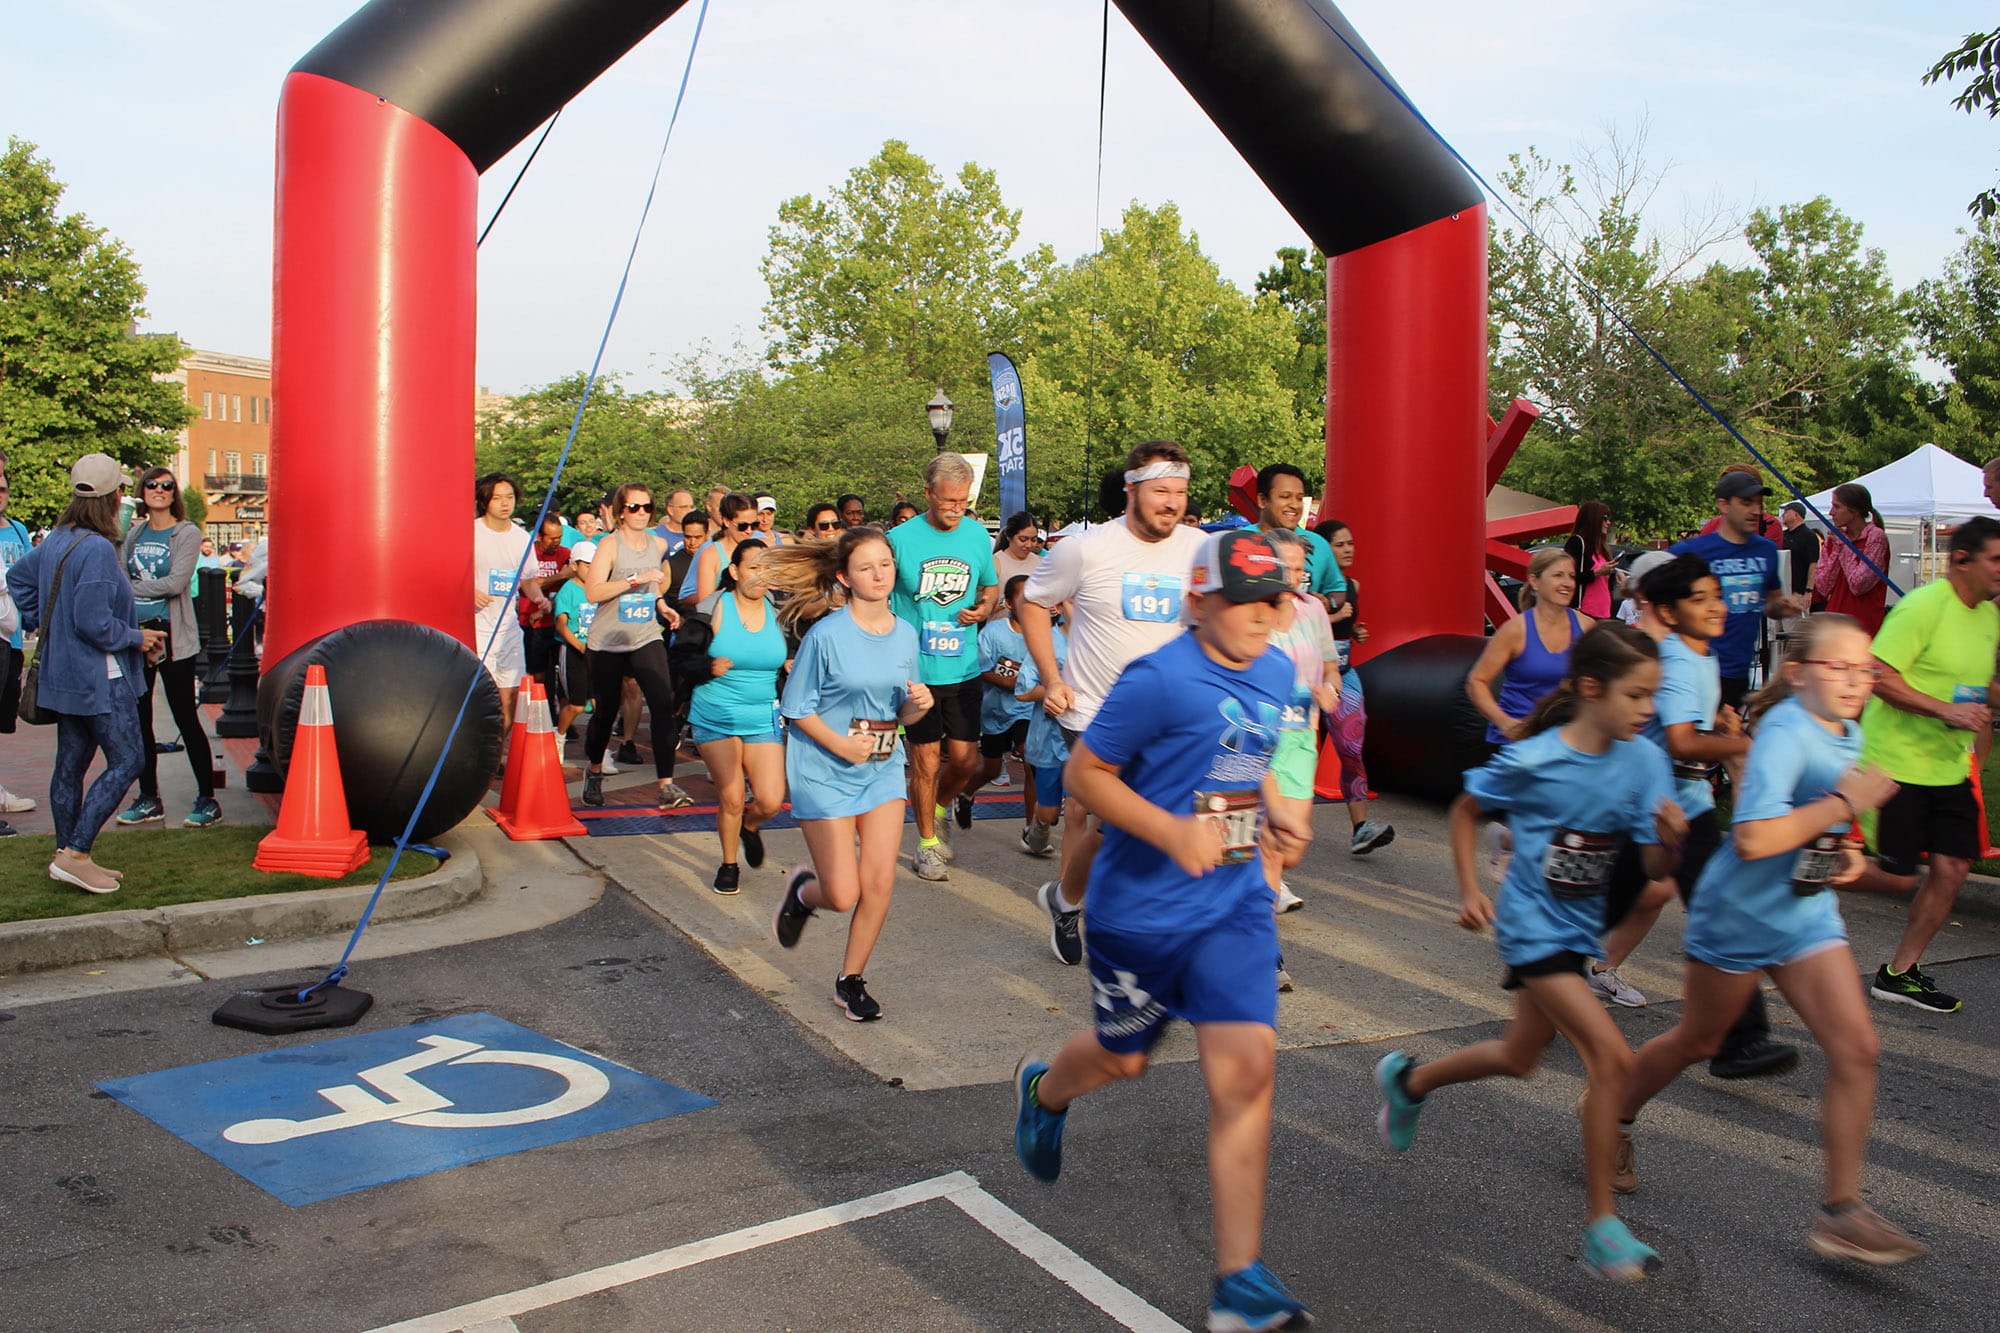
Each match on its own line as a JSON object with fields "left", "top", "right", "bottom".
{"left": 742, "top": 825, "right": 765, "bottom": 869}
{"left": 1709, "top": 1036, "right": 1800, "bottom": 1080}
{"left": 1870, "top": 963, "right": 1962, "bottom": 1014}
{"left": 834, "top": 974, "right": 882, "bottom": 1022}
{"left": 0, "top": 820, "right": 15, "bottom": 839}
{"left": 617, "top": 741, "right": 642, "bottom": 765}
{"left": 955, "top": 793, "right": 974, "bottom": 829}
{"left": 713, "top": 863, "right": 740, "bottom": 895}
{"left": 773, "top": 867, "right": 816, "bottom": 949}
{"left": 582, "top": 771, "right": 605, "bottom": 806}
{"left": 1036, "top": 880, "right": 1082, "bottom": 966}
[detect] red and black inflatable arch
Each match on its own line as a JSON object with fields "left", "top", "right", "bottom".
{"left": 264, "top": 0, "right": 1494, "bottom": 831}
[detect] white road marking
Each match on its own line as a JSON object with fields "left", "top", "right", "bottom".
{"left": 366, "top": 1170, "right": 1184, "bottom": 1333}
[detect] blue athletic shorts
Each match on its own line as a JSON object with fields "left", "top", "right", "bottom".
{"left": 1032, "top": 763, "right": 1065, "bottom": 809}
{"left": 1086, "top": 908, "right": 1279, "bottom": 1054}
{"left": 692, "top": 725, "right": 782, "bottom": 747}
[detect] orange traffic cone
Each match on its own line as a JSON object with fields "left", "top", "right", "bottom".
{"left": 495, "top": 681, "right": 531, "bottom": 813}
{"left": 255, "top": 664, "right": 371, "bottom": 878}
{"left": 490, "top": 680, "right": 587, "bottom": 840}
{"left": 1972, "top": 756, "right": 2000, "bottom": 859}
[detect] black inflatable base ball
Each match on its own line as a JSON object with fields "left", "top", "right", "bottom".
{"left": 1354, "top": 633, "right": 1495, "bottom": 804}
{"left": 213, "top": 982, "right": 374, "bottom": 1034}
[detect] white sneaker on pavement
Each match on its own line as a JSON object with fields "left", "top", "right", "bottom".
{"left": 1588, "top": 965, "right": 1647, "bottom": 1008}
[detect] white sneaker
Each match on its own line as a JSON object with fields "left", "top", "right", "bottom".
{"left": 1481, "top": 821, "right": 1511, "bottom": 886}
{"left": 1588, "top": 966, "right": 1647, "bottom": 1008}
{"left": 993, "top": 768, "right": 1012, "bottom": 788}
{"left": 600, "top": 755, "right": 620, "bottom": 776}
{"left": 0, "top": 787, "right": 34, "bottom": 814}
{"left": 1274, "top": 883, "right": 1305, "bottom": 913}
{"left": 913, "top": 843, "right": 950, "bottom": 881}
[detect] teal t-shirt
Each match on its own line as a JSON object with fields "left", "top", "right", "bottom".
{"left": 886, "top": 515, "right": 999, "bottom": 685}
{"left": 0, "top": 518, "right": 28, "bottom": 649}
{"left": 553, "top": 578, "right": 595, "bottom": 646}
{"left": 1299, "top": 527, "right": 1348, "bottom": 598}
{"left": 128, "top": 527, "right": 174, "bottom": 623}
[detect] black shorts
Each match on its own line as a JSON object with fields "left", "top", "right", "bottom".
{"left": 1875, "top": 780, "right": 1980, "bottom": 875}
{"left": 906, "top": 676, "right": 981, "bottom": 745}
{"left": 980, "top": 718, "right": 1028, "bottom": 758}
{"left": 561, "top": 643, "right": 591, "bottom": 704}
{"left": 523, "top": 624, "right": 558, "bottom": 676}
{"left": 1502, "top": 950, "right": 1592, "bottom": 991}
{"left": 1604, "top": 808, "right": 1722, "bottom": 931}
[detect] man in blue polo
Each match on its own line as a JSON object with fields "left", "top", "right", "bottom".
{"left": 1671, "top": 468, "right": 1802, "bottom": 711}
{"left": 888, "top": 452, "right": 999, "bottom": 880}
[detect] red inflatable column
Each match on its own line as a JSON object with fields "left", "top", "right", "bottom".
{"left": 266, "top": 71, "right": 477, "bottom": 667}
{"left": 1325, "top": 205, "right": 1489, "bottom": 663}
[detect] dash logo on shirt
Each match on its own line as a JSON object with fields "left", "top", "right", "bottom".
{"left": 915, "top": 557, "right": 973, "bottom": 607}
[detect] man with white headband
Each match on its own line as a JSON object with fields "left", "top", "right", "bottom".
{"left": 1020, "top": 439, "right": 1206, "bottom": 964}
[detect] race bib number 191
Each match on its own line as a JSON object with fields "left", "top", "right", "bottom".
{"left": 1121, "top": 573, "right": 1183, "bottom": 623}
{"left": 1194, "top": 789, "right": 1259, "bottom": 865}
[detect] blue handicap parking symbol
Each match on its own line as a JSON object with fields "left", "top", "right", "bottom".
{"left": 97, "top": 1012, "right": 715, "bottom": 1206}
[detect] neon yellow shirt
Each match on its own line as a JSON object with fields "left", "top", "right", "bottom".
{"left": 1861, "top": 579, "right": 1998, "bottom": 786}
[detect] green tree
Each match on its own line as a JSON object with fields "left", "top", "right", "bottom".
{"left": 1254, "top": 245, "right": 1326, "bottom": 439}
{"left": 474, "top": 374, "right": 694, "bottom": 521}
{"left": 1911, "top": 214, "right": 2000, "bottom": 462}
{"left": 0, "top": 138, "right": 189, "bottom": 523}
{"left": 1923, "top": 28, "right": 2000, "bottom": 220}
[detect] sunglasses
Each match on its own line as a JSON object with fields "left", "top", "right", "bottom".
{"left": 733, "top": 521, "right": 755, "bottom": 532}
{"left": 813, "top": 521, "right": 840, "bottom": 531}
{"left": 144, "top": 479, "right": 176, "bottom": 492}
{"left": 624, "top": 501, "right": 654, "bottom": 513}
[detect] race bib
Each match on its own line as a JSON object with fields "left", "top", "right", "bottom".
{"left": 1194, "top": 789, "right": 1259, "bottom": 865}
{"left": 1543, "top": 828, "right": 1619, "bottom": 899}
{"left": 1953, "top": 685, "right": 1986, "bottom": 705}
{"left": 1671, "top": 727, "right": 1718, "bottom": 784}
{"left": 1792, "top": 831, "right": 1844, "bottom": 896}
{"left": 486, "top": 568, "right": 512, "bottom": 596}
{"left": 1121, "top": 572, "right": 1183, "bottom": 623}
{"left": 848, "top": 718, "right": 899, "bottom": 761}
{"left": 1335, "top": 638, "right": 1352, "bottom": 671}
{"left": 577, "top": 603, "right": 597, "bottom": 632}
{"left": 994, "top": 657, "right": 1021, "bottom": 683}
{"left": 922, "top": 620, "right": 966, "bottom": 657}
{"left": 1280, "top": 700, "right": 1311, "bottom": 733}
{"left": 617, "top": 592, "right": 655, "bottom": 623}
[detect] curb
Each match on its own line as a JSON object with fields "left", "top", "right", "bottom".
{"left": 0, "top": 845, "right": 483, "bottom": 978}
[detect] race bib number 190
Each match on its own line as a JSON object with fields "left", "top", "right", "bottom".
{"left": 922, "top": 621, "right": 965, "bottom": 656}
{"left": 1121, "top": 573, "right": 1183, "bottom": 623}
{"left": 1194, "top": 789, "right": 1259, "bottom": 865}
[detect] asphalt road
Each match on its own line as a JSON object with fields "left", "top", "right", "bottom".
{"left": 4, "top": 877, "right": 1998, "bottom": 1333}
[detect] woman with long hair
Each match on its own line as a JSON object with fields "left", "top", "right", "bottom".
{"left": 579, "top": 482, "right": 691, "bottom": 810}
{"left": 1813, "top": 483, "right": 1890, "bottom": 635}
{"left": 1317, "top": 518, "right": 1394, "bottom": 855}
{"left": 693, "top": 492, "right": 760, "bottom": 602}
{"left": 1466, "top": 548, "right": 1594, "bottom": 745}
{"left": 5, "top": 456, "right": 166, "bottom": 893}
{"left": 1563, "top": 501, "right": 1619, "bottom": 620}
{"left": 116, "top": 466, "right": 220, "bottom": 828}
{"left": 764, "top": 527, "right": 931, "bottom": 1022}
{"left": 992, "top": 511, "right": 1044, "bottom": 592}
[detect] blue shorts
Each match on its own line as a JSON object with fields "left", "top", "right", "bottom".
{"left": 692, "top": 725, "right": 782, "bottom": 747}
{"left": 1032, "top": 763, "right": 1065, "bottom": 809}
{"left": 1085, "top": 910, "right": 1279, "bottom": 1054}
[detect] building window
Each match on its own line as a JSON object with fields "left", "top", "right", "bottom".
{"left": 225, "top": 451, "right": 241, "bottom": 476}
{"left": 202, "top": 391, "right": 213, "bottom": 419}
{"left": 263, "top": 397, "right": 272, "bottom": 424}
{"left": 251, "top": 453, "right": 267, "bottom": 476}
{"left": 231, "top": 394, "right": 242, "bottom": 423}
{"left": 207, "top": 450, "right": 217, "bottom": 473}
{"left": 248, "top": 396, "right": 258, "bottom": 424}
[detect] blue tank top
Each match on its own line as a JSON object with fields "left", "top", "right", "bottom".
{"left": 1488, "top": 607, "right": 1580, "bottom": 744}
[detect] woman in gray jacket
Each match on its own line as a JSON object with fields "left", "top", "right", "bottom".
{"left": 118, "top": 466, "right": 219, "bottom": 827}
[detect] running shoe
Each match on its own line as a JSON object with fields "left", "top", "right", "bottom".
{"left": 1350, "top": 820, "right": 1395, "bottom": 855}
{"left": 1037, "top": 880, "right": 1082, "bottom": 965}
{"left": 993, "top": 768, "right": 1012, "bottom": 788}
{"left": 933, "top": 811, "right": 956, "bottom": 861}
{"left": 1274, "top": 882, "right": 1304, "bottom": 913}
{"left": 1374, "top": 1051, "right": 1425, "bottom": 1152}
{"left": 834, "top": 974, "right": 882, "bottom": 1021}
{"left": 913, "top": 843, "right": 950, "bottom": 881}
{"left": 0, "top": 787, "right": 36, "bottom": 814}
{"left": 658, "top": 781, "right": 695, "bottom": 810}
{"left": 1587, "top": 965, "right": 1646, "bottom": 1007}
{"left": 1207, "top": 1260, "right": 1312, "bottom": 1331}
{"left": 773, "top": 867, "right": 816, "bottom": 948}
{"left": 1012, "top": 1056, "right": 1065, "bottom": 1183}
{"left": 741, "top": 825, "right": 765, "bottom": 869}
{"left": 182, "top": 797, "right": 223, "bottom": 828}
{"left": 616, "top": 741, "right": 642, "bottom": 765}
{"left": 116, "top": 795, "right": 164, "bottom": 825}
{"left": 0, "top": 821, "right": 15, "bottom": 839}
{"left": 1808, "top": 1202, "right": 1931, "bottom": 1265}
{"left": 582, "top": 771, "right": 605, "bottom": 806}
{"left": 955, "top": 793, "right": 974, "bottom": 829}
{"left": 1870, "top": 963, "right": 1961, "bottom": 1014}
{"left": 1583, "top": 1216, "right": 1660, "bottom": 1282}
{"left": 1709, "top": 1036, "right": 1800, "bottom": 1079}
{"left": 1276, "top": 964, "right": 1294, "bottom": 994}
{"left": 712, "top": 863, "right": 740, "bottom": 895}
{"left": 600, "top": 754, "right": 620, "bottom": 775}
{"left": 48, "top": 855, "right": 120, "bottom": 895}
{"left": 1020, "top": 821, "right": 1053, "bottom": 858}
{"left": 1480, "top": 821, "right": 1510, "bottom": 885}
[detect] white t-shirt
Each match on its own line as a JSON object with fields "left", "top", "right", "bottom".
{"left": 1022, "top": 516, "right": 1205, "bottom": 731}
{"left": 473, "top": 519, "right": 532, "bottom": 647}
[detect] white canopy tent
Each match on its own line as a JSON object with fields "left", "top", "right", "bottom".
{"left": 1802, "top": 444, "right": 1998, "bottom": 592}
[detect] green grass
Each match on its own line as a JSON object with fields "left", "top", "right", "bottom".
{"left": 2, "top": 826, "right": 439, "bottom": 924}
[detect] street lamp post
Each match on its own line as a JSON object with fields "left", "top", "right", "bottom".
{"left": 926, "top": 388, "right": 954, "bottom": 453}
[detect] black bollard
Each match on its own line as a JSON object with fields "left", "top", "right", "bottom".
{"left": 216, "top": 598, "right": 262, "bottom": 739}
{"left": 195, "top": 568, "right": 230, "bottom": 703}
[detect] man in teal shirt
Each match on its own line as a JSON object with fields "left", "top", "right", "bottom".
{"left": 887, "top": 452, "right": 999, "bottom": 880}
{"left": 1255, "top": 463, "right": 1346, "bottom": 612}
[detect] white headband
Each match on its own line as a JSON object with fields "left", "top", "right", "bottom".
{"left": 1125, "top": 461, "right": 1191, "bottom": 485}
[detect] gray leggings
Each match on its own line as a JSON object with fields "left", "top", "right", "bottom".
{"left": 53, "top": 708, "right": 145, "bottom": 853}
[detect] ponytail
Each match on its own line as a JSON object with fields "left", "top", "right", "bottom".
{"left": 759, "top": 525, "right": 887, "bottom": 632}
{"left": 1522, "top": 621, "right": 1660, "bottom": 736}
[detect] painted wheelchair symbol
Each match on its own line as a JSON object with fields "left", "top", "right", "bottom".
{"left": 221, "top": 1034, "right": 611, "bottom": 1145}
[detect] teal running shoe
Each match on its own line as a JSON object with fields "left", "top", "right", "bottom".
{"left": 1584, "top": 1215, "right": 1660, "bottom": 1281}
{"left": 1208, "top": 1259, "right": 1312, "bottom": 1331}
{"left": 182, "top": 797, "right": 223, "bottom": 828}
{"left": 1012, "top": 1056, "right": 1065, "bottom": 1183}
{"left": 1375, "top": 1051, "right": 1425, "bottom": 1152}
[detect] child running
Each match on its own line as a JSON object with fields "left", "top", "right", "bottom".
{"left": 1012, "top": 530, "right": 1315, "bottom": 1332}
{"left": 763, "top": 527, "right": 931, "bottom": 1022}
{"left": 1260, "top": 529, "right": 1340, "bottom": 916}
{"left": 963, "top": 575, "right": 1038, "bottom": 837}
{"left": 1375, "top": 622, "right": 1684, "bottom": 1282}
{"left": 1014, "top": 622, "right": 1072, "bottom": 915}
{"left": 1616, "top": 613, "right": 1928, "bottom": 1265}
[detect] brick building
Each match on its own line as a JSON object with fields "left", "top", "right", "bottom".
{"left": 160, "top": 349, "right": 271, "bottom": 548}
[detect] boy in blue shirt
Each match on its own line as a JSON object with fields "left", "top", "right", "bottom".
{"left": 1012, "top": 529, "right": 1313, "bottom": 1332}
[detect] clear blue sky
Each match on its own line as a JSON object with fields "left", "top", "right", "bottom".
{"left": 6, "top": 1, "right": 1995, "bottom": 393}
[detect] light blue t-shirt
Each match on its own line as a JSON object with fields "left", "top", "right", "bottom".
{"left": 553, "top": 578, "right": 595, "bottom": 645}
{"left": 977, "top": 617, "right": 1034, "bottom": 735}
{"left": 886, "top": 515, "right": 998, "bottom": 686}
{"left": 1646, "top": 633, "right": 1722, "bottom": 819}
{"left": 780, "top": 607, "right": 920, "bottom": 821}
{"left": 127, "top": 527, "right": 174, "bottom": 623}
{"left": 0, "top": 518, "right": 28, "bottom": 650}
{"left": 1684, "top": 696, "right": 1856, "bottom": 973}
{"left": 689, "top": 593, "right": 786, "bottom": 738}
{"left": 1463, "top": 728, "right": 1673, "bottom": 966}
{"left": 1082, "top": 632, "right": 1293, "bottom": 935}
{"left": 1014, "top": 630, "right": 1072, "bottom": 770}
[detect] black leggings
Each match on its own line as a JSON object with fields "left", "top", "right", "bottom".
{"left": 585, "top": 641, "right": 676, "bottom": 779}
{"left": 138, "top": 652, "right": 215, "bottom": 800}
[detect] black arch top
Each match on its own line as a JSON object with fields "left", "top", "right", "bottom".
{"left": 1113, "top": 0, "right": 1483, "bottom": 255}
{"left": 293, "top": 0, "right": 688, "bottom": 174}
